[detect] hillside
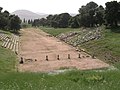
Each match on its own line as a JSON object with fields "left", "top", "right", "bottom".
{"left": 12, "top": 10, "right": 48, "bottom": 21}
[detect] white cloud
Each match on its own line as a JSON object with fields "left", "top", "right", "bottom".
{"left": 0, "top": 0, "right": 120, "bottom": 14}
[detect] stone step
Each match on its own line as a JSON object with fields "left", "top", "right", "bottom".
{"left": 7, "top": 37, "right": 13, "bottom": 49}
{"left": 10, "top": 43, "right": 14, "bottom": 50}
{"left": 1, "top": 34, "right": 19, "bottom": 54}
{"left": 12, "top": 44, "right": 16, "bottom": 52}
{"left": 2, "top": 38, "right": 8, "bottom": 47}
{"left": 9, "top": 36, "right": 14, "bottom": 50}
{"left": 0, "top": 34, "right": 3, "bottom": 39}
{"left": 2, "top": 35, "right": 8, "bottom": 41}
{"left": 8, "top": 36, "right": 14, "bottom": 49}
{"left": 7, "top": 42, "right": 12, "bottom": 49}
{"left": 4, "top": 39, "right": 10, "bottom": 48}
{"left": 1, "top": 35, "right": 5, "bottom": 40}
{"left": 15, "top": 41, "right": 19, "bottom": 54}
{"left": 12, "top": 38, "right": 17, "bottom": 52}
{"left": 10, "top": 37, "right": 15, "bottom": 50}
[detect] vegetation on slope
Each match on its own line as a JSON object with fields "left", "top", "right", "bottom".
{"left": 40, "top": 26, "right": 80, "bottom": 36}
{"left": 0, "top": 7, "right": 21, "bottom": 33}
{"left": 32, "top": 1, "right": 120, "bottom": 30}
{"left": 80, "top": 28, "right": 120, "bottom": 69}
{"left": 0, "top": 31, "right": 17, "bottom": 73}
{"left": 0, "top": 70, "right": 120, "bottom": 90}
{"left": 57, "top": 27, "right": 102, "bottom": 46}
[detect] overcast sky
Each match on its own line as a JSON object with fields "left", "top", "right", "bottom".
{"left": 0, "top": 0, "right": 120, "bottom": 14}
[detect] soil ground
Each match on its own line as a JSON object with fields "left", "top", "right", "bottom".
{"left": 19, "top": 28, "right": 109, "bottom": 72}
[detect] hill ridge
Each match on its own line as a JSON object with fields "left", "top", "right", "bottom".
{"left": 12, "top": 10, "right": 48, "bottom": 21}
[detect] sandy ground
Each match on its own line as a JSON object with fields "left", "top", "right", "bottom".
{"left": 19, "top": 28, "right": 109, "bottom": 72}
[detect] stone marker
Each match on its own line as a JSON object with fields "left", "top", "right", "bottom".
{"left": 20, "top": 57, "right": 24, "bottom": 64}
{"left": 46, "top": 55, "right": 48, "bottom": 61}
{"left": 78, "top": 54, "right": 81, "bottom": 58}
{"left": 57, "top": 55, "right": 60, "bottom": 60}
{"left": 35, "top": 59, "right": 37, "bottom": 61}
{"left": 68, "top": 54, "right": 70, "bottom": 59}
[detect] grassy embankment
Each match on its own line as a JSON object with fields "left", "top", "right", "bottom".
{"left": 0, "top": 30, "right": 17, "bottom": 73}
{"left": 80, "top": 27, "right": 120, "bottom": 69}
{"left": 0, "top": 70, "right": 120, "bottom": 90}
{"left": 0, "top": 28, "right": 120, "bottom": 90}
{"left": 40, "top": 26, "right": 80, "bottom": 36}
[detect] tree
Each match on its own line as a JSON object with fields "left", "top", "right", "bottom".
{"left": 78, "top": 1, "right": 103, "bottom": 27}
{"left": 44, "top": 13, "right": 71, "bottom": 28}
{"left": 95, "top": 5, "right": 105, "bottom": 26}
{"left": 30, "top": 19, "right": 33, "bottom": 24}
{"left": 0, "top": 7, "right": 3, "bottom": 13}
{"left": 32, "top": 19, "right": 40, "bottom": 27}
{"left": 23, "top": 18, "right": 26, "bottom": 23}
{"left": 48, "top": 15, "right": 59, "bottom": 28}
{"left": 58, "top": 13, "right": 71, "bottom": 28}
{"left": 0, "top": 15, "right": 8, "bottom": 29}
{"left": 3, "top": 10, "right": 10, "bottom": 17}
{"left": 88, "top": 9, "right": 96, "bottom": 27}
{"left": 9, "top": 15, "right": 21, "bottom": 32}
{"left": 69, "top": 15, "right": 80, "bottom": 28}
{"left": 39, "top": 18, "right": 47, "bottom": 26}
{"left": 105, "top": 1, "right": 120, "bottom": 27}
{"left": 0, "top": 10, "right": 9, "bottom": 30}
{"left": 28, "top": 19, "right": 31, "bottom": 24}
{"left": 0, "top": 7, "right": 21, "bottom": 32}
{"left": 46, "top": 15, "right": 54, "bottom": 26}
{"left": 86, "top": 1, "right": 98, "bottom": 10}
{"left": 79, "top": 13, "right": 91, "bottom": 27}
{"left": 51, "top": 21, "right": 59, "bottom": 28}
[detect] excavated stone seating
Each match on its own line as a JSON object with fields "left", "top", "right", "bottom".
{"left": 0, "top": 33, "right": 19, "bottom": 54}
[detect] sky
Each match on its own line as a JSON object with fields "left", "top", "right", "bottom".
{"left": 0, "top": 0, "right": 120, "bottom": 14}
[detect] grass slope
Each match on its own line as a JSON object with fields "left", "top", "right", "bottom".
{"left": 40, "top": 26, "right": 80, "bottom": 36}
{"left": 80, "top": 28, "right": 120, "bottom": 69}
{"left": 0, "top": 34, "right": 17, "bottom": 73}
{"left": 0, "top": 70, "right": 120, "bottom": 90}
{"left": 0, "top": 30, "right": 11, "bottom": 35}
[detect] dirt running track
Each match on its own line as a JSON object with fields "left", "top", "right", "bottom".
{"left": 19, "top": 28, "right": 109, "bottom": 72}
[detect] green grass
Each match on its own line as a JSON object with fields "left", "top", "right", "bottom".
{"left": 0, "top": 70, "right": 120, "bottom": 90}
{"left": 80, "top": 29, "right": 120, "bottom": 69}
{"left": 21, "top": 23, "right": 32, "bottom": 28}
{"left": 0, "top": 29, "right": 12, "bottom": 35}
{"left": 0, "top": 29, "right": 17, "bottom": 73}
{"left": 40, "top": 26, "right": 80, "bottom": 36}
{"left": 0, "top": 40, "right": 17, "bottom": 73}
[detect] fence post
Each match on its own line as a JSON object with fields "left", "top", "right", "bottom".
{"left": 46, "top": 55, "right": 48, "bottom": 61}
{"left": 57, "top": 55, "right": 60, "bottom": 60}
{"left": 78, "top": 54, "right": 81, "bottom": 58}
{"left": 20, "top": 57, "right": 24, "bottom": 64}
{"left": 68, "top": 54, "right": 70, "bottom": 59}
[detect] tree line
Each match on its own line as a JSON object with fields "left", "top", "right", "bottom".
{"left": 32, "top": 1, "right": 120, "bottom": 28}
{"left": 0, "top": 7, "right": 21, "bottom": 33}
